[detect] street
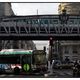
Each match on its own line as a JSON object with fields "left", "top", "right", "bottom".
{"left": 50, "top": 69, "right": 73, "bottom": 78}
{"left": 0, "top": 69, "right": 73, "bottom": 78}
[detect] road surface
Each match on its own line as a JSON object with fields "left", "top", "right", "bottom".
{"left": 0, "top": 69, "right": 74, "bottom": 78}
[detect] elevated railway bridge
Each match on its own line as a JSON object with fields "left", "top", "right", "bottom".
{"left": 0, "top": 14, "right": 80, "bottom": 40}
{"left": 0, "top": 14, "right": 80, "bottom": 73}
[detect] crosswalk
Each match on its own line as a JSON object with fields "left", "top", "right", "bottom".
{"left": 59, "top": 72, "right": 72, "bottom": 76}
{"left": 64, "top": 72, "right": 72, "bottom": 76}
{"left": 55, "top": 71, "right": 73, "bottom": 78}
{"left": 50, "top": 69, "right": 73, "bottom": 78}
{"left": 0, "top": 74, "right": 32, "bottom": 78}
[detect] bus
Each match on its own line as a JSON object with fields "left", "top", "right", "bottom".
{"left": 0, "top": 49, "right": 47, "bottom": 74}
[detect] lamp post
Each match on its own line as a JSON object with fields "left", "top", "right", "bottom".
{"left": 49, "top": 37, "right": 53, "bottom": 64}
{"left": 58, "top": 8, "right": 69, "bottom": 61}
{"left": 59, "top": 9, "right": 69, "bottom": 25}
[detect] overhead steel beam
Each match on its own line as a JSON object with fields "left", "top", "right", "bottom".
{"left": 0, "top": 15, "right": 80, "bottom": 40}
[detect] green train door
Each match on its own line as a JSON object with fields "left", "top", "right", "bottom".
{"left": 21, "top": 54, "right": 32, "bottom": 72}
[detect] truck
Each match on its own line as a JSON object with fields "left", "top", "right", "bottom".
{"left": 32, "top": 50, "right": 48, "bottom": 73}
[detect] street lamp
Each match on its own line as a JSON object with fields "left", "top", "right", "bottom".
{"left": 59, "top": 8, "right": 69, "bottom": 24}
{"left": 49, "top": 37, "right": 53, "bottom": 64}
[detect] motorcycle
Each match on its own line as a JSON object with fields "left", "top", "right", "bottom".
{"left": 73, "top": 65, "right": 80, "bottom": 77}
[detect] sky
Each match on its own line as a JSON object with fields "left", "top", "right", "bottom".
{"left": 11, "top": 3, "right": 59, "bottom": 50}
{"left": 11, "top": 3, "right": 59, "bottom": 15}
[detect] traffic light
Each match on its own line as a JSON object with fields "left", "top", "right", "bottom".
{"left": 43, "top": 46, "right": 46, "bottom": 53}
{"left": 49, "top": 37, "right": 53, "bottom": 46}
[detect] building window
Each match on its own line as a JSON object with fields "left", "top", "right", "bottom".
{"left": 64, "top": 46, "right": 69, "bottom": 54}
{"left": 72, "top": 46, "right": 78, "bottom": 54}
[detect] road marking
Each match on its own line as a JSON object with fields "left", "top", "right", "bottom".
{"left": 54, "top": 75, "right": 58, "bottom": 77}
{"left": 0, "top": 74, "right": 7, "bottom": 77}
{"left": 9, "top": 75, "right": 14, "bottom": 77}
{"left": 64, "top": 72, "right": 72, "bottom": 75}
{"left": 55, "top": 71, "right": 72, "bottom": 76}
{"left": 59, "top": 73, "right": 65, "bottom": 75}
{"left": 0, "top": 74, "right": 15, "bottom": 77}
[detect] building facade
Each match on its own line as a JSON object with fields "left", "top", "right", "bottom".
{"left": 58, "top": 3, "right": 80, "bottom": 14}
{"left": 58, "top": 3, "right": 80, "bottom": 61}
{"left": 0, "top": 2, "right": 36, "bottom": 50}
{"left": 0, "top": 3, "right": 14, "bottom": 16}
{"left": 60, "top": 41, "right": 80, "bottom": 61}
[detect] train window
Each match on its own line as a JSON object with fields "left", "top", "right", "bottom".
{"left": 71, "top": 19, "right": 78, "bottom": 24}
{"left": 79, "top": 20, "right": 80, "bottom": 24}
{"left": 23, "top": 19, "right": 26, "bottom": 22}
{"left": 40, "top": 19, "right": 44, "bottom": 25}
{"left": 13, "top": 20, "right": 18, "bottom": 22}
{"left": 69, "top": 20, "right": 74, "bottom": 24}
{"left": 50, "top": 19, "right": 53, "bottom": 24}
{"left": 26, "top": 20, "right": 32, "bottom": 24}
{"left": 3, "top": 20, "right": 9, "bottom": 22}
{"left": 32, "top": 19, "right": 38, "bottom": 24}
{"left": 35, "top": 19, "right": 38, "bottom": 24}
{"left": 44, "top": 19, "right": 48, "bottom": 24}
{"left": 26, "top": 20, "right": 29, "bottom": 24}
{"left": 18, "top": 20, "right": 22, "bottom": 22}
{"left": 53, "top": 20, "right": 58, "bottom": 24}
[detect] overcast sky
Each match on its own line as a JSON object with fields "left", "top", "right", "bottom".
{"left": 11, "top": 3, "right": 59, "bottom": 50}
{"left": 11, "top": 3, "right": 59, "bottom": 15}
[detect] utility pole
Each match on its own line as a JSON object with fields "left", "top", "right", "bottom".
{"left": 49, "top": 37, "right": 53, "bottom": 64}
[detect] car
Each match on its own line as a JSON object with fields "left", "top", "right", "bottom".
{"left": 52, "top": 60, "right": 62, "bottom": 69}
{"left": 0, "top": 64, "right": 10, "bottom": 74}
{"left": 52, "top": 60, "right": 74, "bottom": 69}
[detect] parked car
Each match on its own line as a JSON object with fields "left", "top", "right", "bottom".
{"left": 52, "top": 60, "right": 74, "bottom": 69}
{"left": 52, "top": 60, "right": 62, "bottom": 69}
{"left": 0, "top": 64, "right": 10, "bottom": 73}
{"left": 60, "top": 63, "right": 74, "bottom": 69}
